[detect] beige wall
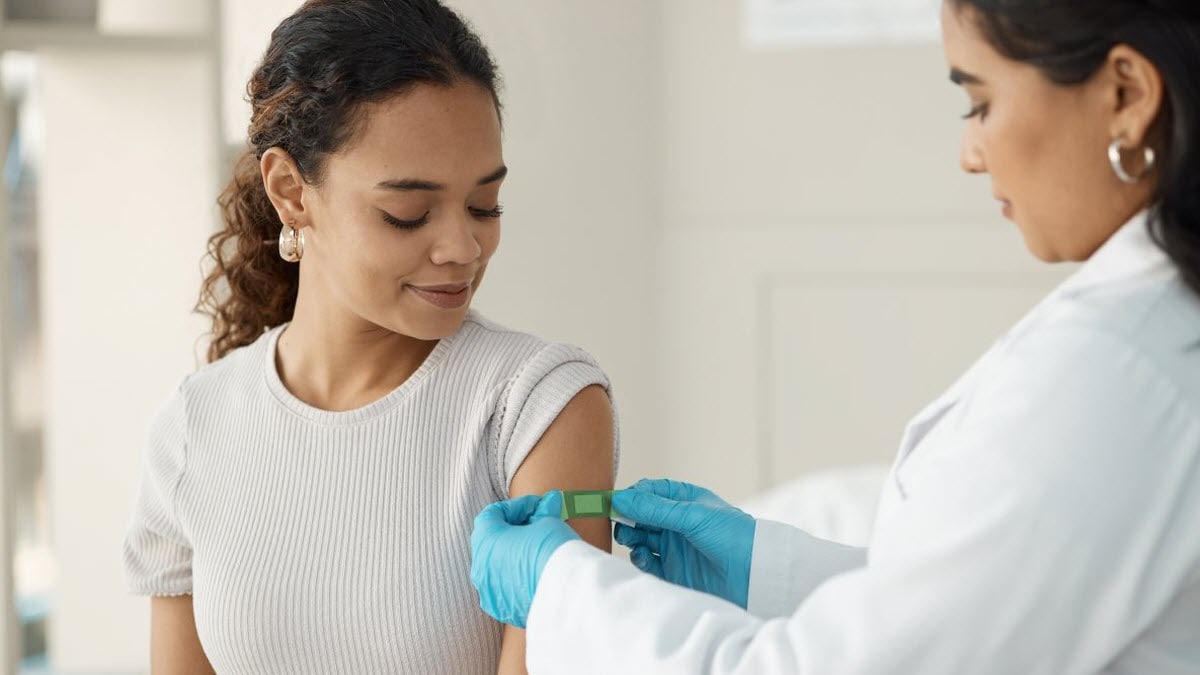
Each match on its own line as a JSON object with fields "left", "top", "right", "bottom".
{"left": 221, "top": 0, "right": 667, "bottom": 486}
{"left": 39, "top": 2, "right": 663, "bottom": 670}
{"left": 446, "top": 1, "right": 666, "bottom": 485}
{"left": 38, "top": 51, "right": 216, "bottom": 670}
{"left": 30, "top": 0, "right": 1080, "bottom": 669}
{"left": 655, "top": 0, "right": 1071, "bottom": 500}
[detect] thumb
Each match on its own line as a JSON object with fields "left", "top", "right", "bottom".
{"left": 497, "top": 494, "right": 543, "bottom": 525}
{"left": 612, "top": 489, "right": 709, "bottom": 534}
{"left": 533, "top": 491, "right": 564, "bottom": 519}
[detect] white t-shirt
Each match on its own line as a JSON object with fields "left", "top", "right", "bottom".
{"left": 123, "top": 311, "right": 619, "bottom": 674}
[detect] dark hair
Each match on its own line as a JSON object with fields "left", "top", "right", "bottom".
{"left": 196, "top": 0, "right": 501, "bottom": 362}
{"left": 951, "top": 0, "right": 1200, "bottom": 298}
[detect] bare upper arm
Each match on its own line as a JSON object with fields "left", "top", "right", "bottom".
{"left": 499, "top": 384, "right": 617, "bottom": 674}
{"left": 151, "top": 595, "right": 215, "bottom": 675}
{"left": 507, "top": 383, "right": 616, "bottom": 549}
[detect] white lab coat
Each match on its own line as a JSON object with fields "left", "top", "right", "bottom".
{"left": 525, "top": 211, "right": 1200, "bottom": 674}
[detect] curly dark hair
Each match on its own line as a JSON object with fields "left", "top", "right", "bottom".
{"left": 196, "top": 0, "right": 501, "bottom": 362}
{"left": 951, "top": 0, "right": 1200, "bottom": 298}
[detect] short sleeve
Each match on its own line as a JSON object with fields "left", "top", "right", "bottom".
{"left": 122, "top": 381, "right": 193, "bottom": 596}
{"left": 490, "top": 343, "right": 620, "bottom": 499}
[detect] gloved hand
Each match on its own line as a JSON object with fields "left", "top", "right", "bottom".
{"left": 470, "top": 491, "right": 580, "bottom": 628}
{"left": 612, "top": 479, "right": 756, "bottom": 608}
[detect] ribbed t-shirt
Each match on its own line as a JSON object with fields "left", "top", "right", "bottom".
{"left": 123, "top": 311, "right": 619, "bottom": 674}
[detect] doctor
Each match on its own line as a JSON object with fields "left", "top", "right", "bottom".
{"left": 471, "top": 0, "right": 1200, "bottom": 673}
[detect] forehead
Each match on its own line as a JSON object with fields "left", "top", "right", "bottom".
{"left": 329, "top": 81, "right": 503, "bottom": 183}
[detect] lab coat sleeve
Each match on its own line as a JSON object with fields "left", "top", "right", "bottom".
{"left": 747, "top": 519, "right": 866, "bottom": 619}
{"left": 525, "top": 325, "right": 1200, "bottom": 674}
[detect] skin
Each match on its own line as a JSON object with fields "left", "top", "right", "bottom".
{"left": 151, "top": 81, "right": 614, "bottom": 674}
{"left": 942, "top": 1, "right": 1163, "bottom": 261}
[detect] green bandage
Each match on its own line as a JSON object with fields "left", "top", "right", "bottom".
{"left": 560, "top": 490, "right": 622, "bottom": 520}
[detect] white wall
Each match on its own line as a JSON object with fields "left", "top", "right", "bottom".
{"left": 221, "top": 0, "right": 667, "bottom": 485}
{"left": 655, "top": 0, "right": 1073, "bottom": 500}
{"left": 29, "top": 0, "right": 1083, "bottom": 668}
{"left": 38, "top": 51, "right": 216, "bottom": 671}
{"left": 445, "top": 1, "right": 665, "bottom": 485}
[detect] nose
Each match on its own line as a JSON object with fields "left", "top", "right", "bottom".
{"left": 959, "top": 128, "right": 986, "bottom": 175}
{"left": 429, "top": 214, "right": 483, "bottom": 267}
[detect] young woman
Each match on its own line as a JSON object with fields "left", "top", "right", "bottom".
{"left": 470, "top": 0, "right": 1200, "bottom": 672}
{"left": 123, "top": 1, "right": 617, "bottom": 673}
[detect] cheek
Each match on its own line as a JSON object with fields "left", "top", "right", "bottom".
{"left": 478, "top": 223, "right": 501, "bottom": 261}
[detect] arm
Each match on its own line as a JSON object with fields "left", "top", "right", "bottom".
{"left": 747, "top": 520, "right": 866, "bottom": 618}
{"left": 524, "top": 327, "right": 1200, "bottom": 674}
{"left": 498, "top": 384, "right": 616, "bottom": 675}
{"left": 151, "top": 596, "right": 216, "bottom": 674}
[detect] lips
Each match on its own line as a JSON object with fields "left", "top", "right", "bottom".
{"left": 410, "top": 282, "right": 471, "bottom": 294}
{"left": 994, "top": 193, "right": 1013, "bottom": 218}
{"left": 407, "top": 281, "right": 473, "bottom": 309}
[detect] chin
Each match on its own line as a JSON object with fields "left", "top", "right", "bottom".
{"left": 1015, "top": 223, "right": 1063, "bottom": 263}
{"left": 396, "top": 306, "right": 472, "bottom": 341}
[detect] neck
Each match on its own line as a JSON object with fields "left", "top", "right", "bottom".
{"left": 275, "top": 282, "right": 439, "bottom": 412}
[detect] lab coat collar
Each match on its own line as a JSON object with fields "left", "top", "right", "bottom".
{"left": 1055, "top": 209, "right": 1167, "bottom": 297}
{"left": 890, "top": 209, "right": 1169, "bottom": 496}
{"left": 1001, "top": 209, "right": 1169, "bottom": 344}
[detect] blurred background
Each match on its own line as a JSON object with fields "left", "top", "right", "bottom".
{"left": 0, "top": 0, "right": 1073, "bottom": 672}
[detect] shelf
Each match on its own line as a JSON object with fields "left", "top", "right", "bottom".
{"left": 0, "top": 20, "right": 212, "bottom": 52}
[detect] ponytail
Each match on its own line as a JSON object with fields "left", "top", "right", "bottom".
{"left": 195, "top": 150, "right": 299, "bottom": 362}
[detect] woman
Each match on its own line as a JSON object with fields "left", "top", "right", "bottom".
{"left": 470, "top": 0, "right": 1200, "bottom": 672}
{"left": 122, "top": 1, "right": 617, "bottom": 673}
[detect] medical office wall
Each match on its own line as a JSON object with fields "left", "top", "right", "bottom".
{"left": 5, "top": 0, "right": 662, "bottom": 672}
{"left": 653, "top": 0, "right": 1072, "bottom": 500}
{"left": 0, "top": 0, "right": 1075, "bottom": 672}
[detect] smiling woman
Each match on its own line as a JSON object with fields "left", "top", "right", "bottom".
{"left": 121, "top": 2, "right": 618, "bottom": 674}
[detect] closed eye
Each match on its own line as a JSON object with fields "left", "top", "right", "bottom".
{"left": 962, "top": 102, "right": 989, "bottom": 121}
{"left": 470, "top": 204, "right": 504, "bottom": 219}
{"left": 382, "top": 211, "right": 430, "bottom": 230}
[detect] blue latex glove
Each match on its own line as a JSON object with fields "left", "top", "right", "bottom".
{"left": 612, "top": 479, "right": 756, "bottom": 608}
{"left": 470, "top": 491, "right": 580, "bottom": 628}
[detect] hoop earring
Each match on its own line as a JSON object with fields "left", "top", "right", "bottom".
{"left": 278, "top": 221, "right": 305, "bottom": 262}
{"left": 1108, "top": 138, "right": 1156, "bottom": 184}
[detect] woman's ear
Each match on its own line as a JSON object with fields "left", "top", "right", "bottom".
{"left": 1105, "top": 45, "right": 1165, "bottom": 148}
{"left": 260, "top": 147, "right": 309, "bottom": 225}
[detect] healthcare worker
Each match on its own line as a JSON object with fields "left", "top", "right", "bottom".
{"left": 469, "top": 0, "right": 1200, "bottom": 673}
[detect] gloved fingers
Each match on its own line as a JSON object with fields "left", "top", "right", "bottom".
{"left": 612, "top": 488, "right": 708, "bottom": 534}
{"left": 629, "top": 478, "right": 708, "bottom": 502}
{"left": 614, "top": 523, "right": 663, "bottom": 553}
{"left": 500, "top": 494, "right": 545, "bottom": 524}
{"left": 631, "top": 478, "right": 726, "bottom": 505}
{"left": 474, "top": 495, "right": 542, "bottom": 534}
{"left": 532, "top": 490, "right": 564, "bottom": 519}
{"left": 614, "top": 521, "right": 647, "bottom": 548}
{"left": 629, "top": 546, "right": 665, "bottom": 579}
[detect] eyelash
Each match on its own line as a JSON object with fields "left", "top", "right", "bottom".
{"left": 382, "top": 204, "right": 504, "bottom": 231}
{"left": 962, "top": 103, "right": 989, "bottom": 121}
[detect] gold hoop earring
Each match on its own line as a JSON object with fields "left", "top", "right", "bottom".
{"left": 278, "top": 221, "right": 305, "bottom": 262}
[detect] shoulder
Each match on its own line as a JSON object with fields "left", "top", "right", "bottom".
{"left": 1010, "top": 268, "right": 1200, "bottom": 411}
{"left": 452, "top": 311, "right": 611, "bottom": 388}
{"left": 181, "top": 326, "right": 275, "bottom": 400}
{"left": 964, "top": 276, "right": 1200, "bottom": 473}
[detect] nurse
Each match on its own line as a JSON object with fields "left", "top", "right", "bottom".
{"left": 469, "top": 0, "right": 1200, "bottom": 672}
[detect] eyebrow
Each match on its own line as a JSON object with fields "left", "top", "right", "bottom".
{"left": 949, "top": 67, "right": 985, "bottom": 86}
{"left": 375, "top": 165, "right": 508, "bottom": 192}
